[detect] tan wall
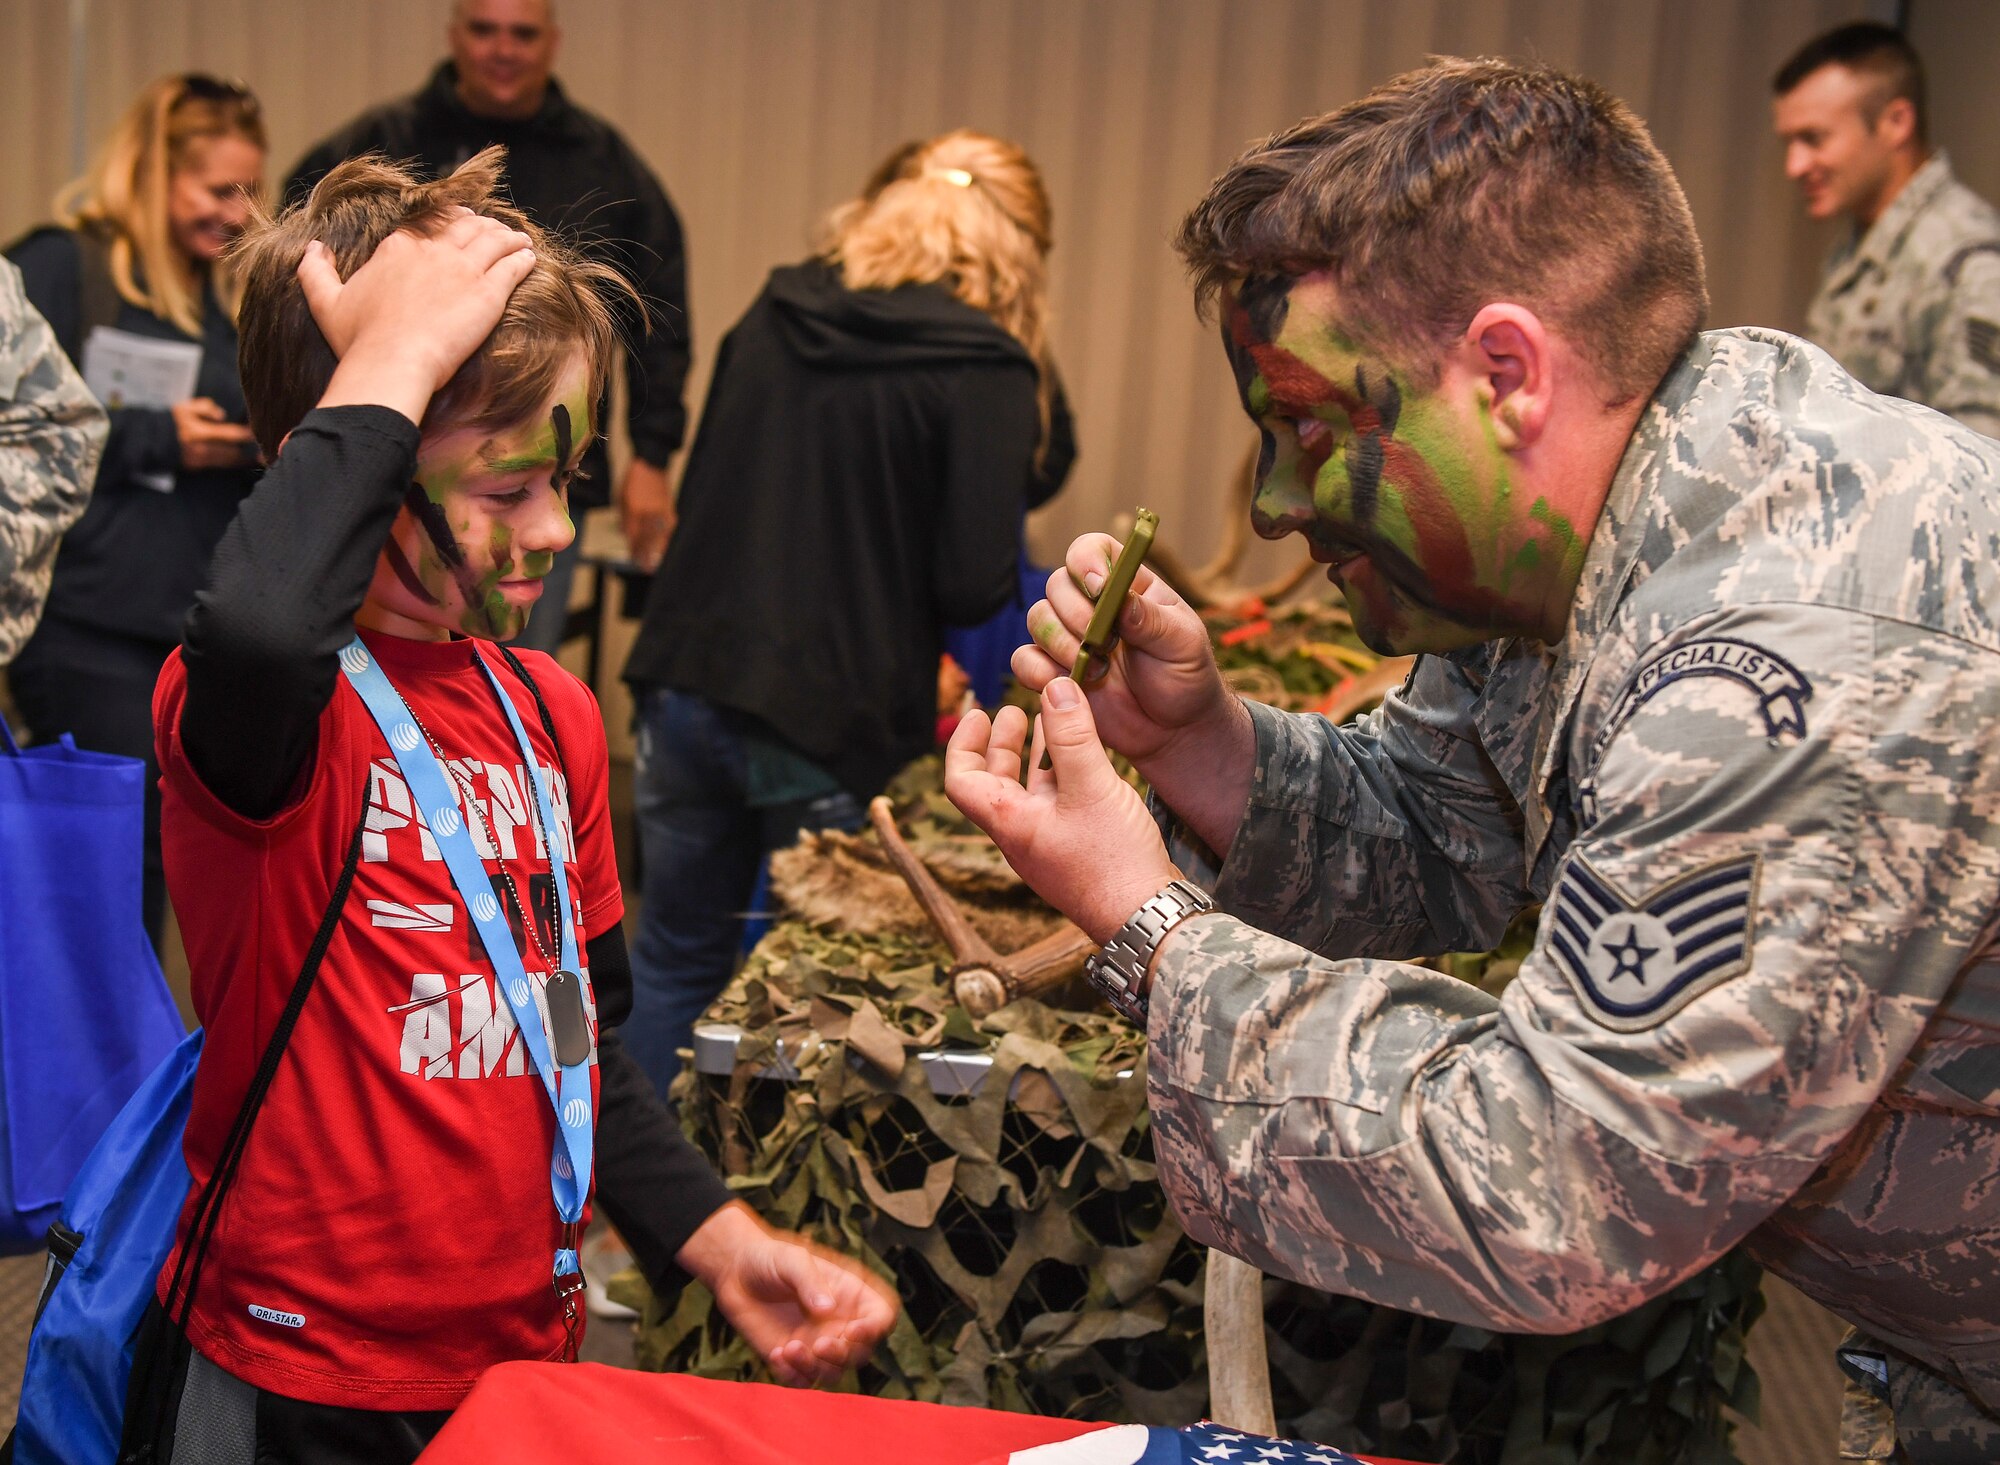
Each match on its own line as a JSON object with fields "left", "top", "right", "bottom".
{"left": 0, "top": 0, "right": 1895, "bottom": 716}
{"left": 1909, "top": 0, "right": 2000, "bottom": 209}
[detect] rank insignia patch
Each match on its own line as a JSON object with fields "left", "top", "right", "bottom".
{"left": 1970, "top": 316, "right": 2000, "bottom": 375}
{"left": 1548, "top": 854, "right": 1760, "bottom": 1030}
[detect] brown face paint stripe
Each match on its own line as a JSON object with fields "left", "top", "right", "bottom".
{"left": 403, "top": 481, "right": 466, "bottom": 569}
{"left": 384, "top": 537, "right": 443, "bottom": 605}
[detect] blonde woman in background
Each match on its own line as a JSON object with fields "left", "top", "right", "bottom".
{"left": 6, "top": 74, "right": 266, "bottom": 948}
{"left": 618, "top": 129, "right": 1076, "bottom": 1101}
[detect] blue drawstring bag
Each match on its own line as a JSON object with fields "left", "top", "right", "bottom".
{"left": 0, "top": 720, "right": 183, "bottom": 1251}
{"left": 9, "top": 782, "right": 369, "bottom": 1464}
{"left": 10, "top": 1030, "right": 200, "bottom": 1465}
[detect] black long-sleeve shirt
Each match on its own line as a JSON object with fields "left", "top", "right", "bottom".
{"left": 180, "top": 405, "right": 729, "bottom": 1292}
{"left": 625, "top": 258, "right": 1076, "bottom": 800}
{"left": 285, "top": 63, "right": 692, "bottom": 506}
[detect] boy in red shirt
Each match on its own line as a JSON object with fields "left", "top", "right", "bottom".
{"left": 130, "top": 150, "right": 894, "bottom": 1461}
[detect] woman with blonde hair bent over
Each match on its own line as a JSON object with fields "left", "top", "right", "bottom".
{"left": 7, "top": 74, "right": 267, "bottom": 947}
{"left": 618, "top": 130, "right": 1076, "bottom": 1100}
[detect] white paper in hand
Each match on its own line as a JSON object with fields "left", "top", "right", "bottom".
{"left": 81, "top": 326, "right": 202, "bottom": 491}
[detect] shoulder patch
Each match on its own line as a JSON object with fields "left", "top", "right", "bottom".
{"left": 1943, "top": 240, "right": 2000, "bottom": 286}
{"left": 1547, "top": 853, "right": 1760, "bottom": 1030}
{"left": 1967, "top": 317, "right": 2000, "bottom": 374}
{"left": 1606, "top": 637, "right": 1812, "bottom": 742}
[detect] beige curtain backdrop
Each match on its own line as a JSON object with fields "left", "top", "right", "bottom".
{"left": 0, "top": 0, "right": 1897, "bottom": 661}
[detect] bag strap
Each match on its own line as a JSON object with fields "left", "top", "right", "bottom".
{"left": 495, "top": 644, "right": 570, "bottom": 782}
{"left": 123, "top": 775, "right": 371, "bottom": 1460}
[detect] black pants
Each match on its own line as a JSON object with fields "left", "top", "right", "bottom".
{"left": 8, "top": 618, "right": 173, "bottom": 950}
{"left": 122, "top": 1300, "right": 450, "bottom": 1465}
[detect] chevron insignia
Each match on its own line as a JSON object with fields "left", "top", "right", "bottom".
{"left": 1548, "top": 853, "right": 1760, "bottom": 1030}
{"left": 1968, "top": 317, "right": 2000, "bottom": 374}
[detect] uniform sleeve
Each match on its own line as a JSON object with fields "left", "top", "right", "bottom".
{"left": 1158, "top": 654, "right": 1531, "bottom": 961}
{"left": 0, "top": 258, "right": 106, "bottom": 663}
{"left": 933, "top": 362, "right": 1037, "bottom": 625}
{"left": 1920, "top": 245, "right": 2000, "bottom": 439}
{"left": 7, "top": 227, "right": 180, "bottom": 488}
{"left": 1146, "top": 603, "right": 1997, "bottom": 1332}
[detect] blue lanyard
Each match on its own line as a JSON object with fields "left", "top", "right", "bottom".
{"left": 338, "top": 637, "right": 593, "bottom": 1292}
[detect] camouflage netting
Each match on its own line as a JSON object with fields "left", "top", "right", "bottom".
{"left": 612, "top": 596, "right": 1766, "bottom": 1464}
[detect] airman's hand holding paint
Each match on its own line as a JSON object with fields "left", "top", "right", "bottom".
{"left": 1013, "top": 532, "right": 1257, "bottom": 857}
{"left": 299, "top": 207, "right": 535, "bottom": 429}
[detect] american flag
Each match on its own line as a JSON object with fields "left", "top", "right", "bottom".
{"left": 1007, "top": 1421, "right": 1363, "bottom": 1465}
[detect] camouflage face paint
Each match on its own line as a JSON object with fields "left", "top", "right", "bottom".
{"left": 1222, "top": 273, "right": 1587, "bottom": 654}
{"left": 372, "top": 359, "right": 592, "bottom": 643}
{"left": 384, "top": 536, "right": 443, "bottom": 606}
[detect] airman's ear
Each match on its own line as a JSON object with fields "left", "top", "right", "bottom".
{"left": 1460, "top": 303, "right": 1552, "bottom": 452}
{"left": 1876, "top": 95, "right": 1918, "bottom": 153}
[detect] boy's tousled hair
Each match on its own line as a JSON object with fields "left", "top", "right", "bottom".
{"left": 1176, "top": 57, "right": 1708, "bottom": 406}
{"left": 233, "top": 147, "right": 632, "bottom": 457}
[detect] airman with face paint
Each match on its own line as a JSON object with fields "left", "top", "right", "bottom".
{"left": 948, "top": 58, "right": 2000, "bottom": 1464}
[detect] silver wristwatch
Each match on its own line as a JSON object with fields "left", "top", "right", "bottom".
{"left": 1085, "top": 879, "right": 1216, "bottom": 1024}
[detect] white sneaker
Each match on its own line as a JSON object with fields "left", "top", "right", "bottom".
{"left": 582, "top": 1230, "right": 640, "bottom": 1321}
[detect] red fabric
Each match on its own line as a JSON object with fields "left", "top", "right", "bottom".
{"left": 153, "top": 630, "right": 622, "bottom": 1410}
{"left": 419, "top": 1368, "right": 1422, "bottom": 1465}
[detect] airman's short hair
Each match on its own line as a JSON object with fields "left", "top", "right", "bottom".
{"left": 1176, "top": 57, "right": 1709, "bottom": 406}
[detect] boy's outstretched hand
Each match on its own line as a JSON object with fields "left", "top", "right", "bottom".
{"left": 677, "top": 1202, "right": 899, "bottom": 1387}
{"left": 300, "top": 207, "right": 536, "bottom": 429}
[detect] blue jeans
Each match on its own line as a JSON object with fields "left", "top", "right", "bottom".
{"left": 624, "top": 690, "right": 865, "bottom": 1099}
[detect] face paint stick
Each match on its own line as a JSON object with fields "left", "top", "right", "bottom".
{"left": 1071, "top": 509, "right": 1157, "bottom": 687}
{"left": 1038, "top": 509, "right": 1157, "bottom": 771}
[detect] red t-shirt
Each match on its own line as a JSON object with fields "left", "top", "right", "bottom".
{"left": 152, "top": 629, "right": 623, "bottom": 1410}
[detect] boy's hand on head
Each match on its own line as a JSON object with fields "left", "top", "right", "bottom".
{"left": 301, "top": 208, "right": 535, "bottom": 428}
{"left": 679, "top": 1202, "right": 898, "bottom": 1387}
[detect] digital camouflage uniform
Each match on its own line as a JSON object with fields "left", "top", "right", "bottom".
{"left": 1806, "top": 151, "right": 2000, "bottom": 439}
{"left": 1148, "top": 328, "right": 2000, "bottom": 1464}
{"left": 0, "top": 257, "right": 104, "bottom": 664}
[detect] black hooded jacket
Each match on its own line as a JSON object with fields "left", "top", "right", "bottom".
{"left": 624, "top": 258, "right": 1074, "bottom": 800}
{"left": 285, "top": 63, "right": 690, "bottom": 505}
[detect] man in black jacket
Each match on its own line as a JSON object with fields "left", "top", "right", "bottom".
{"left": 286, "top": 0, "right": 689, "bottom": 652}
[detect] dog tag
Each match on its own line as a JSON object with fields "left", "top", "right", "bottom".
{"left": 546, "top": 970, "right": 592, "bottom": 1068}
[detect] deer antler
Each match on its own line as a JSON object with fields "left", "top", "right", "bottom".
{"left": 867, "top": 798, "right": 1095, "bottom": 1018}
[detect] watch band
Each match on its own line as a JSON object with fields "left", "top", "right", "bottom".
{"left": 1085, "top": 879, "right": 1216, "bottom": 1024}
